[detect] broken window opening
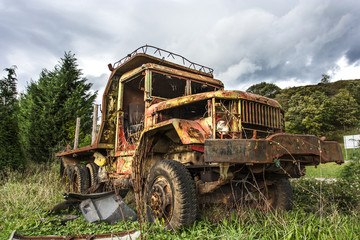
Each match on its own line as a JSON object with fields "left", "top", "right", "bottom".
{"left": 122, "top": 74, "right": 145, "bottom": 143}
{"left": 158, "top": 100, "right": 209, "bottom": 122}
{"left": 151, "top": 72, "right": 187, "bottom": 99}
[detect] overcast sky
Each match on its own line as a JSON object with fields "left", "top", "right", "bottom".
{"left": 1, "top": 0, "right": 360, "bottom": 104}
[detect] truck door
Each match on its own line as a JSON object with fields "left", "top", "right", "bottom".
{"left": 115, "top": 72, "right": 145, "bottom": 152}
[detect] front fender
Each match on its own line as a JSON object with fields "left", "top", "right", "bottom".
{"left": 140, "top": 118, "right": 211, "bottom": 145}
{"left": 171, "top": 119, "right": 210, "bottom": 144}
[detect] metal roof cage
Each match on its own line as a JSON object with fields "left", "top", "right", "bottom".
{"left": 113, "top": 45, "right": 214, "bottom": 75}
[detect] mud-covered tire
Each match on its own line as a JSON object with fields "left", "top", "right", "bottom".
{"left": 71, "top": 164, "right": 90, "bottom": 194}
{"left": 145, "top": 160, "right": 198, "bottom": 230}
{"left": 86, "top": 163, "right": 99, "bottom": 187}
{"left": 62, "top": 165, "right": 73, "bottom": 193}
{"left": 271, "top": 177, "right": 293, "bottom": 210}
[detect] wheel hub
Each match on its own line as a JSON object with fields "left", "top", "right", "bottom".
{"left": 149, "top": 178, "right": 172, "bottom": 219}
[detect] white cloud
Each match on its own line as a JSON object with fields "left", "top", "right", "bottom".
{"left": 275, "top": 78, "right": 313, "bottom": 89}
{"left": 330, "top": 56, "right": 360, "bottom": 81}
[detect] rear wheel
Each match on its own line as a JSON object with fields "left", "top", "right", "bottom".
{"left": 62, "top": 165, "right": 73, "bottom": 193}
{"left": 145, "top": 160, "right": 198, "bottom": 230}
{"left": 245, "top": 177, "right": 293, "bottom": 211}
{"left": 271, "top": 177, "right": 293, "bottom": 210}
{"left": 71, "top": 164, "right": 90, "bottom": 194}
{"left": 86, "top": 163, "right": 99, "bottom": 187}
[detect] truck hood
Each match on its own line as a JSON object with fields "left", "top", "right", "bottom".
{"left": 147, "top": 90, "right": 282, "bottom": 115}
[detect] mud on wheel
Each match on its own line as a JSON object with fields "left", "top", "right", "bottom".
{"left": 145, "top": 160, "right": 198, "bottom": 230}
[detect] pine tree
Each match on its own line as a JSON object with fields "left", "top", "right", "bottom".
{"left": 19, "top": 52, "right": 97, "bottom": 163}
{"left": 0, "top": 66, "right": 24, "bottom": 170}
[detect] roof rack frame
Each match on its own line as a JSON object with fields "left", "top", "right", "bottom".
{"left": 113, "top": 45, "right": 214, "bottom": 75}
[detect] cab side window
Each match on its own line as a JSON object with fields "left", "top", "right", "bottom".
{"left": 122, "top": 74, "right": 145, "bottom": 140}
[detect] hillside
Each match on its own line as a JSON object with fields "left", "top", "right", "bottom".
{"left": 274, "top": 79, "right": 360, "bottom": 141}
{"left": 277, "top": 79, "right": 360, "bottom": 108}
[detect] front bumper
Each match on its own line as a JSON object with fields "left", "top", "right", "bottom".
{"left": 204, "top": 133, "right": 343, "bottom": 164}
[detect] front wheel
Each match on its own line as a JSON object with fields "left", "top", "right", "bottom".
{"left": 145, "top": 160, "right": 198, "bottom": 230}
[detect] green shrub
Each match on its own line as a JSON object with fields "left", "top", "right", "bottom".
{"left": 341, "top": 160, "right": 360, "bottom": 179}
{"left": 292, "top": 178, "right": 360, "bottom": 213}
{"left": 347, "top": 148, "right": 360, "bottom": 162}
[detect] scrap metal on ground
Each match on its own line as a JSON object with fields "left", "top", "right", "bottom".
{"left": 9, "top": 230, "right": 141, "bottom": 240}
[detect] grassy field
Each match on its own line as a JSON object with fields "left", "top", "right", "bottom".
{"left": 304, "top": 143, "right": 352, "bottom": 179}
{"left": 305, "top": 162, "right": 348, "bottom": 178}
{"left": 1, "top": 162, "right": 360, "bottom": 239}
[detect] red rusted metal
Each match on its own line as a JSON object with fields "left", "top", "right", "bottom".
{"left": 190, "top": 145, "right": 205, "bottom": 152}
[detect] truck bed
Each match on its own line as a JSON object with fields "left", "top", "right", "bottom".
{"left": 55, "top": 143, "right": 113, "bottom": 157}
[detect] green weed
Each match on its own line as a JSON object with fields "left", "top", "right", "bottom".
{"left": 1, "top": 163, "right": 360, "bottom": 239}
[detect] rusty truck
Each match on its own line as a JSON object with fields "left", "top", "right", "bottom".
{"left": 56, "top": 45, "right": 344, "bottom": 230}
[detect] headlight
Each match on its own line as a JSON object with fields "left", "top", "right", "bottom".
{"left": 216, "top": 120, "right": 229, "bottom": 134}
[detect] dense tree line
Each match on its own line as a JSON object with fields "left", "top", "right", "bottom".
{"left": 0, "top": 52, "right": 96, "bottom": 170}
{"left": 0, "top": 66, "right": 23, "bottom": 170}
{"left": 247, "top": 80, "right": 360, "bottom": 140}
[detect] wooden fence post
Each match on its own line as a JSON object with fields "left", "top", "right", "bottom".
{"left": 91, "top": 105, "right": 98, "bottom": 145}
{"left": 74, "top": 117, "right": 80, "bottom": 149}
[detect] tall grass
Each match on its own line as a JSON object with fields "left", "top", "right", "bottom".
{"left": 0, "top": 163, "right": 63, "bottom": 239}
{"left": 1, "top": 163, "right": 360, "bottom": 239}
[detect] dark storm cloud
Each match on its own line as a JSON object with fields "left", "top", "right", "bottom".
{"left": 206, "top": 0, "right": 360, "bottom": 89}
{"left": 1, "top": 0, "right": 359, "bottom": 100}
{"left": 346, "top": 47, "right": 360, "bottom": 65}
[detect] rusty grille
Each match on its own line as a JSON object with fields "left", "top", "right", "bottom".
{"left": 240, "top": 100, "right": 283, "bottom": 129}
{"left": 215, "top": 99, "right": 283, "bottom": 139}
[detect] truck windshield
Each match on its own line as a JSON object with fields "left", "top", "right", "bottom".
{"left": 151, "top": 71, "right": 219, "bottom": 100}
{"left": 152, "top": 72, "right": 187, "bottom": 99}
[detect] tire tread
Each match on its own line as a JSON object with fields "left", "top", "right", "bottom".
{"left": 146, "top": 160, "right": 198, "bottom": 230}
